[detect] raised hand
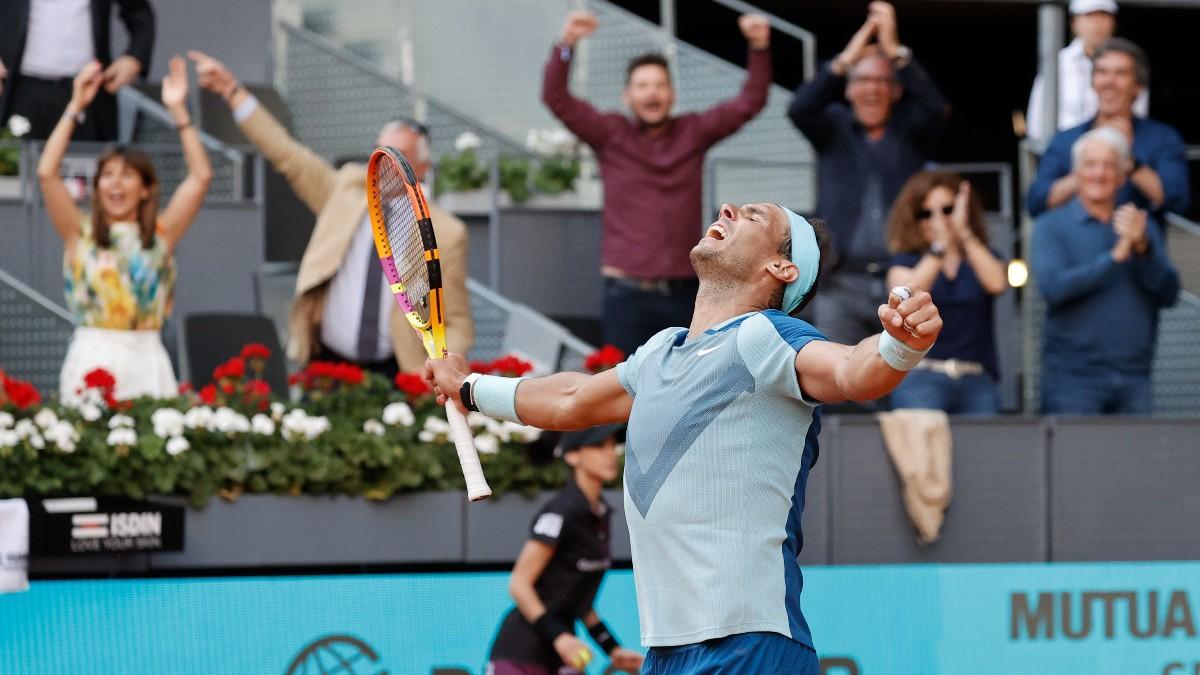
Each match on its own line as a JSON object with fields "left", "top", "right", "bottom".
{"left": 160, "top": 55, "right": 189, "bottom": 112}
{"left": 70, "top": 61, "right": 105, "bottom": 114}
{"left": 561, "top": 10, "right": 598, "bottom": 47}
{"left": 878, "top": 288, "right": 941, "bottom": 352}
{"left": 949, "top": 181, "right": 974, "bottom": 242}
{"left": 188, "top": 50, "right": 239, "bottom": 98}
{"left": 103, "top": 55, "right": 142, "bottom": 94}
{"left": 738, "top": 14, "right": 770, "bottom": 50}
{"left": 1113, "top": 203, "right": 1148, "bottom": 254}
{"left": 835, "top": 16, "right": 878, "bottom": 75}
{"left": 868, "top": 1, "right": 900, "bottom": 58}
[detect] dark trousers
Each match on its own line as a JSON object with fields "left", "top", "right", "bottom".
{"left": 601, "top": 276, "right": 698, "bottom": 357}
{"left": 317, "top": 341, "right": 400, "bottom": 383}
{"left": 1041, "top": 369, "right": 1153, "bottom": 415}
{"left": 4, "top": 74, "right": 117, "bottom": 141}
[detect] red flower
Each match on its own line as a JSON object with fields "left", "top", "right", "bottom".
{"left": 214, "top": 356, "right": 246, "bottom": 382}
{"left": 394, "top": 372, "right": 432, "bottom": 399}
{"left": 333, "top": 362, "right": 364, "bottom": 385}
{"left": 220, "top": 381, "right": 236, "bottom": 395}
{"left": 83, "top": 368, "right": 117, "bottom": 392}
{"left": 288, "top": 373, "right": 301, "bottom": 386}
{"left": 584, "top": 344, "right": 625, "bottom": 373}
{"left": 2, "top": 378, "right": 41, "bottom": 409}
{"left": 240, "top": 343, "right": 271, "bottom": 360}
{"left": 198, "top": 384, "right": 217, "bottom": 405}
{"left": 469, "top": 360, "right": 494, "bottom": 375}
{"left": 178, "top": 382, "right": 193, "bottom": 394}
{"left": 489, "top": 355, "right": 535, "bottom": 377}
{"left": 244, "top": 380, "right": 272, "bottom": 396}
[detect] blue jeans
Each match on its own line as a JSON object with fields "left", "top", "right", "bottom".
{"left": 891, "top": 369, "right": 1000, "bottom": 415}
{"left": 602, "top": 277, "right": 698, "bottom": 356}
{"left": 642, "top": 632, "right": 819, "bottom": 675}
{"left": 1041, "top": 370, "right": 1153, "bottom": 415}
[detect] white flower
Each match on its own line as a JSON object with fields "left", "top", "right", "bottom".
{"left": 382, "top": 402, "right": 415, "bottom": 427}
{"left": 501, "top": 421, "right": 542, "bottom": 443}
{"left": 108, "top": 414, "right": 135, "bottom": 429}
{"left": 14, "top": 419, "right": 37, "bottom": 439}
{"left": 251, "top": 414, "right": 275, "bottom": 436}
{"left": 27, "top": 433, "right": 44, "bottom": 450}
{"left": 79, "top": 403, "right": 102, "bottom": 422}
{"left": 44, "top": 420, "right": 78, "bottom": 444}
{"left": 474, "top": 433, "right": 500, "bottom": 455}
{"left": 214, "top": 407, "right": 250, "bottom": 434}
{"left": 466, "top": 411, "right": 492, "bottom": 429}
{"left": 281, "top": 409, "right": 330, "bottom": 441}
{"left": 0, "top": 431, "right": 19, "bottom": 448}
{"left": 34, "top": 408, "right": 58, "bottom": 429}
{"left": 184, "top": 406, "right": 214, "bottom": 430}
{"left": 455, "top": 131, "right": 482, "bottom": 152}
{"left": 0, "top": 412, "right": 13, "bottom": 429}
{"left": 166, "top": 436, "right": 191, "bottom": 455}
{"left": 270, "top": 401, "right": 286, "bottom": 421}
{"left": 55, "top": 437, "right": 77, "bottom": 454}
{"left": 151, "top": 408, "right": 186, "bottom": 439}
{"left": 423, "top": 416, "right": 450, "bottom": 434}
{"left": 7, "top": 114, "right": 31, "bottom": 138}
{"left": 417, "top": 430, "right": 435, "bottom": 443}
{"left": 304, "top": 416, "right": 330, "bottom": 440}
{"left": 105, "top": 427, "right": 137, "bottom": 447}
{"left": 363, "top": 419, "right": 386, "bottom": 437}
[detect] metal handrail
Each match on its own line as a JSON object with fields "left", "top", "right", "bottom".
{"left": 706, "top": 0, "right": 816, "bottom": 81}
{"left": 0, "top": 266, "right": 74, "bottom": 323}
{"left": 279, "top": 21, "right": 536, "bottom": 159}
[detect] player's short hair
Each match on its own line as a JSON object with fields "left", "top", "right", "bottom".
{"left": 770, "top": 216, "right": 831, "bottom": 317}
{"left": 1093, "top": 37, "right": 1151, "bottom": 87}
{"left": 626, "top": 53, "right": 672, "bottom": 85}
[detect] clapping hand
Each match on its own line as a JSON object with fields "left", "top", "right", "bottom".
{"left": 160, "top": 56, "right": 190, "bottom": 113}
{"left": 1113, "top": 203, "right": 1148, "bottom": 258}
{"left": 69, "top": 61, "right": 105, "bottom": 116}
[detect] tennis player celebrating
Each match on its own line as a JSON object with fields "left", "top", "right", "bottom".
{"left": 429, "top": 202, "right": 942, "bottom": 673}
{"left": 487, "top": 424, "right": 643, "bottom": 674}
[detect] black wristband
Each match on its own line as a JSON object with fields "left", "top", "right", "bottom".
{"left": 460, "top": 374, "right": 479, "bottom": 412}
{"left": 588, "top": 620, "right": 620, "bottom": 654}
{"left": 534, "top": 613, "right": 571, "bottom": 646}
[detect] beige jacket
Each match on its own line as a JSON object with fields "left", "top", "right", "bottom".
{"left": 238, "top": 107, "right": 474, "bottom": 371}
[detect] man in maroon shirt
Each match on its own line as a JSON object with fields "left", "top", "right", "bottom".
{"left": 542, "top": 10, "right": 773, "bottom": 356}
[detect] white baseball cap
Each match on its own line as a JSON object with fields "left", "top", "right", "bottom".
{"left": 1069, "top": 0, "right": 1118, "bottom": 15}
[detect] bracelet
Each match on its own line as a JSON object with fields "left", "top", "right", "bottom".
{"left": 175, "top": 120, "right": 193, "bottom": 132}
{"left": 878, "top": 331, "right": 930, "bottom": 372}
{"left": 471, "top": 374, "right": 525, "bottom": 423}
{"left": 224, "top": 83, "right": 245, "bottom": 101}
{"left": 460, "top": 373, "right": 481, "bottom": 412}
{"left": 587, "top": 620, "right": 620, "bottom": 655}
{"left": 62, "top": 108, "right": 84, "bottom": 124}
{"left": 534, "top": 613, "right": 572, "bottom": 646}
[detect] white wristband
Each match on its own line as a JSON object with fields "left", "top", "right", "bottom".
{"left": 232, "top": 93, "right": 259, "bottom": 124}
{"left": 471, "top": 375, "right": 526, "bottom": 423}
{"left": 878, "top": 331, "right": 930, "bottom": 371}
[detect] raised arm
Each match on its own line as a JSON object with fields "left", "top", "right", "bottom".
{"left": 541, "top": 11, "right": 613, "bottom": 151}
{"left": 795, "top": 289, "right": 942, "bottom": 403}
{"left": 426, "top": 354, "right": 632, "bottom": 431}
{"left": 190, "top": 50, "right": 337, "bottom": 214}
{"left": 36, "top": 62, "right": 104, "bottom": 247}
{"left": 787, "top": 17, "right": 875, "bottom": 148}
{"left": 158, "top": 56, "right": 212, "bottom": 253}
{"left": 693, "top": 15, "right": 772, "bottom": 144}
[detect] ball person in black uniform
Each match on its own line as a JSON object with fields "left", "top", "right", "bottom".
{"left": 487, "top": 424, "right": 644, "bottom": 675}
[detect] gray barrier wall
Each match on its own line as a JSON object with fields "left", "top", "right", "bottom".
{"left": 26, "top": 417, "right": 1200, "bottom": 578}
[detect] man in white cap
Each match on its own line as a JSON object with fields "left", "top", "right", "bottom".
{"left": 1026, "top": 0, "right": 1148, "bottom": 146}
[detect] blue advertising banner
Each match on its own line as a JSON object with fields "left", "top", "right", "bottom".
{"left": 1, "top": 561, "right": 1198, "bottom": 674}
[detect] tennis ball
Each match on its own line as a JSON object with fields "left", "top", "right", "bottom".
{"left": 574, "top": 648, "right": 592, "bottom": 669}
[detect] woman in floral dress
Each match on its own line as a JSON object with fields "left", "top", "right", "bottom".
{"left": 37, "top": 56, "right": 212, "bottom": 404}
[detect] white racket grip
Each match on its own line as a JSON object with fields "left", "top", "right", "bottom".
{"left": 445, "top": 401, "right": 492, "bottom": 501}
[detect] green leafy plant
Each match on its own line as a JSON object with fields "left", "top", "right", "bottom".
{"left": 0, "top": 114, "right": 31, "bottom": 177}
{"left": 499, "top": 154, "right": 532, "bottom": 203}
{"left": 533, "top": 155, "right": 581, "bottom": 196}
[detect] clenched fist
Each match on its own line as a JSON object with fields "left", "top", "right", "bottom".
{"left": 738, "top": 14, "right": 770, "bottom": 50}
{"left": 560, "top": 10, "right": 598, "bottom": 47}
{"left": 878, "top": 287, "right": 942, "bottom": 352}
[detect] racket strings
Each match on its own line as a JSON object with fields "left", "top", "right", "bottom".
{"left": 378, "top": 165, "right": 432, "bottom": 324}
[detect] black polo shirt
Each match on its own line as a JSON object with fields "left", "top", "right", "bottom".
{"left": 489, "top": 481, "right": 613, "bottom": 666}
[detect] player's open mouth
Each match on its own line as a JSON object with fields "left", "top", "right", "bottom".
{"left": 706, "top": 224, "right": 727, "bottom": 240}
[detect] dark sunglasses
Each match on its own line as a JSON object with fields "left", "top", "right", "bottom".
{"left": 916, "top": 205, "right": 954, "bottom": 220}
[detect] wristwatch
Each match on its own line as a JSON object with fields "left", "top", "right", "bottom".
{"left": 928, "top": 241, "right": 946, "bottom": 258}
{"left": 891, "top": 45, "right": 912, "bottom": 68}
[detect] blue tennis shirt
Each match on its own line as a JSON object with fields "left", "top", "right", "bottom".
{"left": 616, "top": 310, "right": 826, "bottom": 649}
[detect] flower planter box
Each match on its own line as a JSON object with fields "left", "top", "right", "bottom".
{"left": 436, "top": 188, "right": 511, "bottom": 216}
{"left": 464, "top": 488, "right": 630, "bottom": 563}
{"left": 150, "top": 491, "right": 466, "bottom": 569}
{"left": 0, "top": 175, "right": 22, "bottom": 201}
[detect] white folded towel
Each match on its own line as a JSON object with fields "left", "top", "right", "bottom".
{"left": 0, "top": 498, "right": 30, "bottom": 594}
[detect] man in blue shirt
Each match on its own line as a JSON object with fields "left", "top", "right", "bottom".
{"left": 1031, "top": 127, "right": 1179, "bottom": 414}
{"left": 1027, "top": 38, "right": 1189, "bottom": 219}
{"left": 428, "top": 202, "right": 945, "bottom": 673}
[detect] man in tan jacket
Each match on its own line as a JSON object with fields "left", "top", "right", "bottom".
{"left": 190, "top": 51, "right": 473, "bottom": 375}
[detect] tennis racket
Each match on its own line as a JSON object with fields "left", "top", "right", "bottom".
{"left": 366, "top": 146, "right": 492, "bottom": 501}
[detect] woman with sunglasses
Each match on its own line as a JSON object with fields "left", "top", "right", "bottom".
{"left": 885, "top": 171, "right": 1007, "bottom": 414}
{"left": 38, "top": 57, "right": 212, "bottom": 404}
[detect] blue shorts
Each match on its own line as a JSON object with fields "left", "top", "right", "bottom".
{"left": 641, "top": 632, "right": 819, "bottom": 674}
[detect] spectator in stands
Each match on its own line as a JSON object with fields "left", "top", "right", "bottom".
{"left": 1, "top": 0, "right": 155, "bottom": 140}
{"left": 787, "top": 1, "right": 949, "bottom": 348}
{"left": 487, "top": 425, "right": 643, "bottom": 675}
{"left": 189, "top": 50, "right": 474, "bottom": 379}
{"left": 886, "top": 171, "right": 1007, "bottom": 414}
{"left": 39, "top": 58, "right": 211, "bottom": 403}
{"left": 542, "top": 10, "right": 772, "bottom": 356}
{"left": 1026, "top": 38, "right": 1188, "bottom": 219}
{"left": 1031, "top": 127, "right": 1179, "bottom": 414}
{"left": 1025, "top": 0, "right": 1148, "bottom": 147}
